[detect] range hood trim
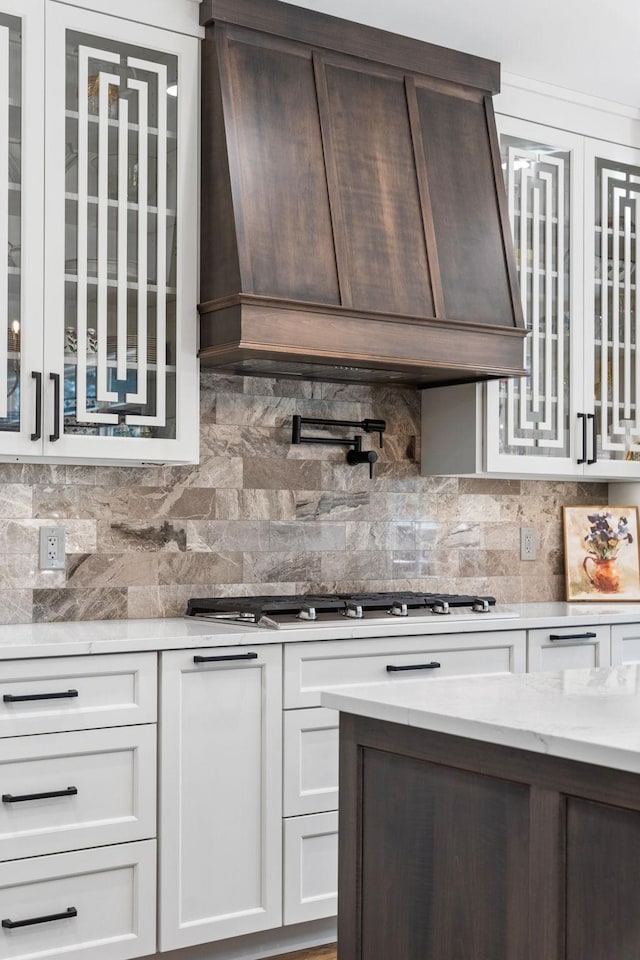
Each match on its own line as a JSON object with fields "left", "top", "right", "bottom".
{"left": 200, "top": 0, "right": 501, "bottom": 94}
{"left": 198, "top": 297, "right": 527, "bottom": 384}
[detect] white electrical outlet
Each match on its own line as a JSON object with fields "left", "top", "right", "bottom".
{"left": 520, "top": 527, "right": 537, "bottom": 561}
{"left": 39, "top": 526, "right": 66, "bottom": 570}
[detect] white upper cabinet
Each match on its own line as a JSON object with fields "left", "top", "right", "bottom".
{"left": 0, "top": 0, "right": 198, "bottom": 464}
{"left": 421, "top": 115, "right": 640, "bottom": 482}
{"left": 584, "top": 140, "right": 640, "bottom": 476}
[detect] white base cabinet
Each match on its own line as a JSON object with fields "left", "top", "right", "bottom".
{"left": 0, "top": 841, "right": 156, "bottom": 960}
{"left": 283, "top": 812, "right": 339, "bottom": 927}
{"left": 527, "top": 625, "right": 611, "bottom": 672}
{"left": 158, "top": 644, "right": 283, "bottom": 951}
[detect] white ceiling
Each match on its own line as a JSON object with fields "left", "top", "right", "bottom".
{"left": 286, "top": 0, "right": 640, "bottom": 109}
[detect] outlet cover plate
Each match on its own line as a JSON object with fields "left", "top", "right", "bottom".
{"left": 39, "top": 526, "right": 66, "bottom": 570}
{"left": 520, "top": 527, "right": 537, "bottom": 561}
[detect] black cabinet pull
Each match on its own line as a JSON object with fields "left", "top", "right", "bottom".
{"left": 49, "top": 371, "right": 60, "bottom": 441}
{"left": 549, "top": 632, "right": 597, "bottom": 642}
{"left": 193, "top": 652, "right": 259, "bottom": 664}
{"left": 587, "top": 413, "right": 597, "bottom": 464}
{"left": 2, "top": 906, "right": 77, "bottom": 929}
{"left": 31, "top": 371, "right": 42, "bottom": 441}
{"left": 3, "top": 786, "right": 77, "bottom": 803}
{"left": 386, "top": 661, "right": 441, "bottom": 672}
{"left": 3, "top": 689, "right": 78, "bottom": 703}
{"left": 577, "top": 412, "right": 587, "bottom": 464}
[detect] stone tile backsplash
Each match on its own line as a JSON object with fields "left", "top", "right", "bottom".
{"left": 0, "top": 374, "right": 606, "bottom": 622}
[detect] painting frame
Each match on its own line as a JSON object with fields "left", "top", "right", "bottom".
{"left": 563, "top": 505, "right": 640, "bottom": 601}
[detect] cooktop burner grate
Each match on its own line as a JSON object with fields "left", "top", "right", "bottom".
{"left": 186, "top": 591, "right": 498, "bottom": 626}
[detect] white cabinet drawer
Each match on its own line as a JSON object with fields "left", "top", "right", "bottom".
{"left": 284, "top": 631, "right": 526, "bottom": 708}
{"left": 0, "top": 654, "right": 156, "bottom": 736}
{"left": 528, "top": 626, "right": 611, "bottom": 672}
{"left": 283, "top": 708, "right": 339, "bottom": 817}
{"left": 611, "top": 623, "right": 640, "bottom": 664}
{"left": 0, "top": 840, "right": 156, "bottom": 960}
{"left": 0, "top": 726, "right": 156, "bottom": 861}
{"left": 283, "top": 812, "right": 338, "bottom": 926}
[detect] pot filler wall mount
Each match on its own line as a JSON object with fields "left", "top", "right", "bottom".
{"left": 291, "top": 415, "right": 385, "bottom": 478}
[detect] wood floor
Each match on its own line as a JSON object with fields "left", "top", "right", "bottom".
{"left": 267, "top": 946, "right": 337, "bottom": 960}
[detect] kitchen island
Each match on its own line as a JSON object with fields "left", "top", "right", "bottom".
{"left": 322, "top": 666, "right": 640, "bottom": 960}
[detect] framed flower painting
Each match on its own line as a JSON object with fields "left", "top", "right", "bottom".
{"left": 563, "top": 506, "right": 640, "bottom": 600}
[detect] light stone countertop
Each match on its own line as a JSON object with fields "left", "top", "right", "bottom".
{"left": 1, "top": 600, "right": 640, "bottom": 658}
{"left": 321, "top": 664, "right": 640, "bottom": 774}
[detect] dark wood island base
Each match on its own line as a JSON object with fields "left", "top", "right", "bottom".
{"left": 337, "top": 713, "right": 640, "bottom": 960}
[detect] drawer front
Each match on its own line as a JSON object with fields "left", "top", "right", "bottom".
{"left": 284, "top": 631, "right": 527, "bottom": 708}
{"left": 611, "top": 623, "right": 640, "bottom": 665}
{"left": 0, "top": 654, "right": 156, "bottom": 737}
{"left": 0, "top": 840, "right": 156, "bottom": 960}
{"left": 283, "top": 708, "right": 339, "bottom": 817}
{"left": 0, "top": 726, "right": 156, "bottom": 861}
{"left": 528, "top": 626, "right": 611, "bottom": 672}
{"left": 283, "top": 812, "right": 338, "bottom": 926}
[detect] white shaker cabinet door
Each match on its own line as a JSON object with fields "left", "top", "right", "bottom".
{"left": 159, "top": 644, "right": 283, "bottom": 951}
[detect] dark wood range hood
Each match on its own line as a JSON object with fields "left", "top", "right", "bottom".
{"left": 199, "top": 0, "right": 527, "bottom": 386}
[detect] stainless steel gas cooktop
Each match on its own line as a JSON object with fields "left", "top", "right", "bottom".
{"left": 185, "top": 592, "right": 520, "bottom": 630}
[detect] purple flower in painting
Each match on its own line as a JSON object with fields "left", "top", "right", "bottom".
{"left": 584, "top": 511, "right": 633, "bottom": 560}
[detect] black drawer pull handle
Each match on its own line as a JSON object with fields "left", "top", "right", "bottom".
{"left": 549, "top": 632, "right": 597, "bottom": 642}
{"left": 2, "top": 906, "right": 77, "bottom": 929}
{"left": 3, "top": 786, "right": 77, "bottom": 804}
{"left": 3, "top": 689, "right": 78, "bottom": 703}
{"left": 193, "top": 652, "right": 259, "bottom": 664}
{"left": 386, "top": 661, "right": 441, "bottom": 672}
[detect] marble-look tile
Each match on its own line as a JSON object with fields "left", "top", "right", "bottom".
{"left": 0, "top": 484, "right": 33, "bottom": 518}
{"left": 345, "top": 521, "right": 415, "bottom": 551}
{"left": 435, "top": 521, "right": 482, "bottom": 549}
{"left": 269, "top": 521, "right": 346, "bottom": 552}
{"left": 160, "top": 458, "right": 243, "bottom": 490}
{"left": 0, "top": 464, "right": 66, "bottom": 485}
{"left": 0, "top": 589, "right": 33, "bottom": 623}
{"left": 459, "top": 478, "right": 522, "bottom": 496}
{"left": 320, "top": 550, "right": 390, "bottom": 581}
{"left": 295, "top": 491, "right": 371, "bottom": 521}
{"left": 216, "top": 394, "right": 299, "bottom": 427}
{"left": 200, "top": 425, "right": 284, "bottom": 460}
{"left": 244, "top": 458, "right": 323, "bottom": 491}
{"left": 157, "top": 552, "right": 243, "bottom": 585}
{"left": 369, "top": 493, "right": 430, "bottom": 521}
{"left": 243, "top": 552, "right": 322, "bottom": 584}
{"left": 242, "top": 376, "right": 318, "bottom": 399}
{"left": 187, "top": 520, "right": 270, "bottom": 552}
{"left": 33, "top": 588, "right": 128, "bottom": 622}
{"left": 391, "top": 551, "right": 460, "bottom": 579}
{"left": 128, "top": 486, "right": 217, "bottom": 520}
{"left": 98, "top": 521, "right": 187, "bottom": 552}
{"left": 459, "top": 549, "right": 525, "bottom": 579}
{"left": 214, "top": 489, "right": 297, "bottom": 522}
{"left": 67, "top": 553, "right": 159, "bottom": 587}
{"left": 481, "top": 522, "right": 521, "bottom": 551}
{"left": 33, "top": 486, "right": 129, "bottom": 521}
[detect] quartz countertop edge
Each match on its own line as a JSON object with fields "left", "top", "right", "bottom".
{"left": 321, "top": 665, "right": 640, "bottom": 775}
{"left": 2, "top": 600, "right": 640, "bottom": 659}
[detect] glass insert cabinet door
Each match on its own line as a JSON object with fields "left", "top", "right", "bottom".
{"left": 486, "top": 116, "right": 585, "bottom": 477}
{"left": 0, "top": 0, "right": 44, "bottom": 458}
{"left": 584, "top": 139, "right": 640, "bottom": 475}
{"left": 43, "top": 4, "right": 198, "bottom": 462}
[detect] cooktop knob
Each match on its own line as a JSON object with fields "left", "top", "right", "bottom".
{"left": 432, "top": 601, "right": 450, "bottom": 615}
